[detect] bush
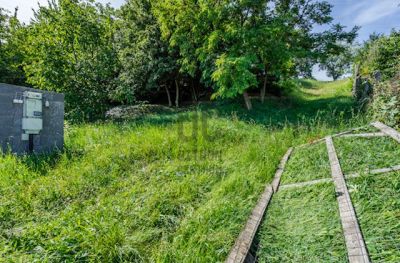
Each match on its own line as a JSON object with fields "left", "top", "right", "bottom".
{"left": 369, "top": 73, "right": 400, "bottom": 127}
{"left": 355, "top": 31, "right": 400, "bottom": 126}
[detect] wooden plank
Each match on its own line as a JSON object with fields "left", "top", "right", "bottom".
{"left": 326, "top": 136, "right": 370, "bottom": 263}
{"left": 271, "top": 148, "right": 294, "bottom": 192}
{"left": 225, "top": 148, "right": 293, "bottom": 263}
{"left": 225, "top": 186, "right": 273, "bottom": 263}
{"left": 371, "top": 121, "right": 400, "bottom": 143}
{"left": 279, "top": 164, "right": 400, "bottom": 190}
{"left": 346, "top": 164, "right": 400, "bottom": 179}
{"left": 296, "top": 125, "right": 370, "bottom": 149}
{"left": 296, "top": 138, "right": 326, "bottom": 149}
{"left": 339, "top": 132, "right": 386, "bottom": 138}
{"left": 279, "top": 178, "right": 332, "bottom": 190}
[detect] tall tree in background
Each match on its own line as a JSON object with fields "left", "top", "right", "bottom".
{"left": 0, "top": 0, "right": 359, "bottom": 116}
{"left": 22, "top": 0, "right": 119, "bottom": 121}
{"left": 115, "top": 0, "right": 181, "bottom": 106}
{"left": 320, "top": 47, "right": 353, "bottom": 80}
{"left": 318, "top": 24, "right": 359, "bottom": 80}
{"left": 0, "top": 7, "right": 26, "bottom": 85}
{"left": 153, "top": 0, "right": 358, "bottom": 109}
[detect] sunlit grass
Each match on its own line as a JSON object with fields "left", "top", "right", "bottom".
{"left": 334, "top": 136, "right": 400, "bottom": 174}
{"left": 0, "top": 79, "right": 368, "bottom": 261}
{"left": 257, "top": 183, "right": 347, "bottom": 262}
{"left": 347, "top": 172, "right": 400, "bottom": 262}
{"left": 280, "top": 142, "right": 331, "bottom": 184}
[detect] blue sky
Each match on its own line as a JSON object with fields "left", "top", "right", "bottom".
{"left": 1, "top": 0, "right": 399, "bottom": 80}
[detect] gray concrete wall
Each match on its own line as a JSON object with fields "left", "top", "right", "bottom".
{"left": 0, "top": 83, "right": 64, "bottom": 154}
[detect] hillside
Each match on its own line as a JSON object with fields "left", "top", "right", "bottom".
{"left": 0, "top": 80, "right": 369, "bottom": 261}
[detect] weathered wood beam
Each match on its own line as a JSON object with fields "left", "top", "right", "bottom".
{"left": 371, "top": 121, "right": 400, "bottom": 143}
{"left": 326, "top": 136, "right": 370, "bottom": 263}
{"left": 346, "top": 164, "right": 400, "bottom": 178}
{"left": 225, "top": 148, "right": 293, "bottom": 263}
{"left": 279, "top": 164, "right": 400, "bottom": 190}
{"left": 279, "top": 178, "right": 332, "bottom": 190}
{"left": 339, "top": 132, "right": 386, "bottom": 138}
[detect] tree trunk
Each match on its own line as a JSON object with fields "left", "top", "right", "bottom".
{"left": 165, "top": 85, "right": 172, "bottom": 107}
{"left": 352, "top": 64, "right": 360, "bottom": 95}
{"left": 175, "top": 79, "right": 180, "bottom": 108}
{"left": 243, "top": 91, "right": 252, "bottom": 110}
{"left": 261, "top": 74, "right": 267, "bottom": 103}
{"left": 191, "top": 83, "right": 198, "bottom": 103}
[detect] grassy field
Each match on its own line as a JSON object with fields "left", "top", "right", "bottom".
{"left": 280, "top": 142, "right": 331, "bottom": 184}
{"left": 257, "top": 109, "right": 400, "bottom": 262}
{"left": 347, "top": 172, "right": 400, "bottom": 262}
{"left": 257, "top": 183, "right": 348, "bottom": 262}
{"left": 0, "top": 79, "right": 368, "bottom": 261}
{"left": 335, "top": 136, "right": 400, "bottom": 174}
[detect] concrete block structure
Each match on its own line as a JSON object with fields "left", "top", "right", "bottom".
{"left": 0, "top": 83, "right": 64, "bottom": 154}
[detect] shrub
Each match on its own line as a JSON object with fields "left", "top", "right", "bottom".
{"left": 369, "top": 73, "right": 400, "bottom": 127}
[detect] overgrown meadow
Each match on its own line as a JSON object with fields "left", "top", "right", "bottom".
{"left": 0, "top": 80, "right": 367, "bottom": 261}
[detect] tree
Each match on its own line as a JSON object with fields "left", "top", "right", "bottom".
{"left": 22, "top": 0, "right": 119, "bottom": 121}
{"left": 320, "top": 47, "right": 353, "bottom": 80}
{"left": 0, "top": 7, "right": 26, "bottom": 85}
{"left": 153, "top": 0, "right": 359, "bottom": 109}
{"left": 115, "top": 0, "right": 180, "bottom": 106}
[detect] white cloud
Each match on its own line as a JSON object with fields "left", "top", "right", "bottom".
{"left": 353, "top": 0, "right": 400, "bottom": 26}
{"left": 342, "top": 1, "right": 368, "bottom": 17}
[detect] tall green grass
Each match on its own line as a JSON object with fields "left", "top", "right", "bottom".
{"left": 334, "top": 136, "right": 400, "bottom": 174}
{"left": 347, "top": 172, "right": 400, "bottom": 262}
{"left": 280, "top": 142, "right": 331, "bottom": 184}
{"left": 0, "top": 79, "right": 367, "bottom": 261}
{"left": 257, "top": 183, "right": 347, "bottom": 262}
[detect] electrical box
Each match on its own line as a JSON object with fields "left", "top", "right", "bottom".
{"left": 22, "top": 91, "right": 43, "bottom": 135}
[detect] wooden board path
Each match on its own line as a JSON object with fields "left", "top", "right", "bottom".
{"left": 280, "top": 164, "right": 400, "bottom": 190}
{"left": 225, "top": 148, "right": 293, "bottom": 263}
{"left": 340, "top": 132, "right": 386, "bottom": 138}
{"left": 226, "top": 122, "right": 398, "bottom": 262}
{"left": 326, "top": 136, "right": 370, "bottom": 263}
{"left": 371, "top": 121, "right": 400, "bottom": 143}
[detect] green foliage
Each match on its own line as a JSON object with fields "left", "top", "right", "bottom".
{"left": 357, "top": 31, "right": 400, "bottom": 80}
{"left": 1, "top": 0, "right": 359, "bottom": 118}
{"left": 0, "top": 8, "right": 26, "bottom": 85}
{"left": 22, "top": 0, "right": 119, "bottom": 121}
{"left": 0, "top": 79, "right": 365, "bottom": 261}
{"left": 211, "top": 54, "right": 259, "bottom": 99}
{"left": 320, "top": 47, "right": 354, "bottom": 80}
{"left": 369, "top": 78, "right": 400, "bottom": 128}
{"left": 355, "top": 31, "right": 400, "bottom": 126}
{"left": 115, "top": 0, "right": 179, "bottom": 104}
{"left": 153, "top": 0, "right": 358, "bottom": 100}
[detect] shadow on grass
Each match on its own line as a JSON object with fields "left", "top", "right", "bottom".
{"left": 20, "top": 151, "right": 63, "bottom": 176}
{"left": 16, "top": 81, "right": 360, "bottom": 170}
{"left": 198, "top": 94, "right": 358, "bottom": 129}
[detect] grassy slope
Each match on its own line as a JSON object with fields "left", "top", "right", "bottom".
{"left": 257, "top": 183, "right": 347, "bottom": 262}
{"left": 335, "top": 136, "right": 400, "bottom": 174}
{"left": 0, "top": 79, "right": 365, "bottom": 262}
{"left": 280, "top": 142, "right": 331, "bottom": 184}
{"left": 347, "top": 172, "right": 400, "bottom": 262}
{"left": 335, "top": 135, "right": 400, "bottom": 262}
